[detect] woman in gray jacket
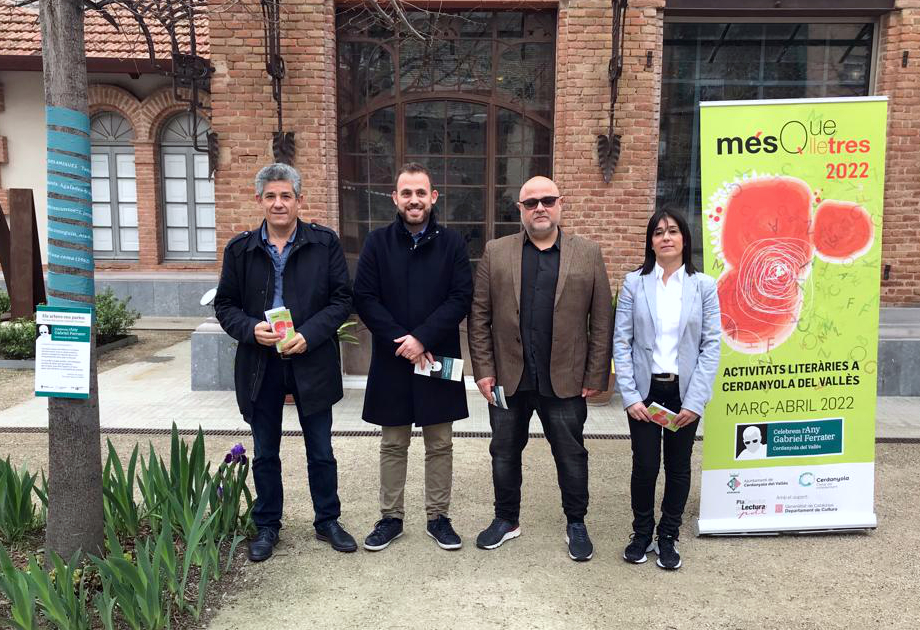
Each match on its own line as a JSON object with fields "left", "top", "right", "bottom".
{"left": 613, "top": 208, "right": 721, "bottom": 570}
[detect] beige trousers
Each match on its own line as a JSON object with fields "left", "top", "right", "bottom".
{"left": 379, "top": 422, "right": 453, "bottom": 520}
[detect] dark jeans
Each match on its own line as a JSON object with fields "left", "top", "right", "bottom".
{"left": 488, "top": 391, "right": 588, "bottom": 523}
{"left": 249, "top": 353, "right": 341, "bottom": 532}
{"left": 628, "top": 378, "right": 699, "bottom": 539}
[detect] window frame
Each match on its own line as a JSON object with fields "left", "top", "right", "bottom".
{"left": 158, "top": 113, "right": 216, "bottom": 261}
{"left": 90, "top": 112, "right": 139, "bottom": 260}
{"left": 656, "top": 16, "right": 880, "bottom": 265}
{"left": 336, "top": 10, "right": 557, "bottom": 268}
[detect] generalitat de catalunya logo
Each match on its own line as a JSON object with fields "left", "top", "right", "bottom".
{"left": 799, "top": 472, "right": 815, "bottom": 487}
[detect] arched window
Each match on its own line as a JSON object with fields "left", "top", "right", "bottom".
{"left": 336, "top": 10, "right": 556, "bottom": 272}
{"left": 91, "top": 112, "right": 138, "bottom": 258}
{"left": 159, "top": 113, "right": 215, "bottom": 259}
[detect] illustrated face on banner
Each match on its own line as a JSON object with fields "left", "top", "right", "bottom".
{"left": 742, "top": 425, "right": 763, "bottom": 455}
{"left": 39, "top": 325, "right": 50, "bottom": 337}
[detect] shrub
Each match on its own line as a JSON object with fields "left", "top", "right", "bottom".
{"left": 0, "top": 456, "right": 42, "bottom": 543}
{"left": 95, "top": 288, "right": 140, "bottom": 337}
{"left": 0, "top": 317, "right": 36, "bottom": 360}
{"left": 0, "top": 290, "right": 10, "bottom": 315}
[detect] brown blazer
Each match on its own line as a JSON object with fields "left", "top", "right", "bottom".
{"left": 468, "top": 229, "right": 613, "bottom": 398}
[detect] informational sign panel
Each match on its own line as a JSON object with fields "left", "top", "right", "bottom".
{"left": 698, "top": 97, "right": 886, "bottom": 534}
{"left": 34, "top": 305, "right": 92, "bottom": 399}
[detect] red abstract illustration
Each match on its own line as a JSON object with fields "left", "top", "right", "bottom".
{"left": 708, "top": 175, "right": 874, "bottom": 353}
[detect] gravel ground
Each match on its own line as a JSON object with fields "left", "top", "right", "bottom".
{"left": 2, "top": 433, "right": 916, "bottom": 630}
{"left": 0, "top": 331, "right": 188, "bottom": 411}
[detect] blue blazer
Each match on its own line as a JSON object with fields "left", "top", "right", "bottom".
{"left": 613, "top": 268, "right": 721, "bottom": 417}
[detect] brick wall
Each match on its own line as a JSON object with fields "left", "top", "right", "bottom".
{"left": 208, "top": 0, "right": 338, "bottom": 265}
{"left": 203, "top": 0, "right": 920, "bottom": 306}
{"left": 555, "top": 0, "right": 664, "bottom": 292}
{"left": 876, "top": 0, "right": 920, "bottom": 305}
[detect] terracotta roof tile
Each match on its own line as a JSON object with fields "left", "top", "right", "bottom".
{"left": 0, "top": 1, "right": 208, "bottom": 59}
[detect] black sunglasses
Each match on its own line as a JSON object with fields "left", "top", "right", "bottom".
{"left": 518, "top": 196, "right": 560, "bottom": 210}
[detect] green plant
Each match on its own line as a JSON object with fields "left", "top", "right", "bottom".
{"left": 0, "top": 457, "right": 41, "bottom": 543}
{"left": 90, "top": 524, "right": 171, "bottom": 630}
{"left": 102, "top": 440, "right": 143, "bottom": 537}
{"left": 94, "top": 288, "right": 140, "bottom": 337}
{"left": 0, "top": 545, "right": 38, "bottom": 630}
{"left": 26, "top": 551, "right": 92, "bottom": 630}
{"left": 337, "top": 320, "right": 359, "bottom": 345}
{"left": 209, "top": 444, "right": 254, "bottom": 539}
{"left": 0, "top": 290, "right": 10, "bottom": 315}
{"left": 0, "top": 318, "right": 36, "bottom": 360}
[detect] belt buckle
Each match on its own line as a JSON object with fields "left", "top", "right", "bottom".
{"left": 654, "top": 373, "right": 675, "bottom": 382}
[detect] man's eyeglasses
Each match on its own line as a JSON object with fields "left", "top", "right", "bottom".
{"left": 518, "top": 196, "right": 560, "bottom": 210}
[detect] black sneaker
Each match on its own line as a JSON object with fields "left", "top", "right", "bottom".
{"left": 315, "top": 519, "right": 358, "bottom": 553}
{"left": 426, "top": 515, "right": 462, "bottom": 550}
{"left": 247, "top": 528, "right": 279, "bottom": 562}
{"left": 655, "top": 535, "right": 682, "bottom": 569}
{"left": 623, "top": 533, "right": 654, "bottom": 564}
{"left": 475, "top": 518, "right": 521, "bottom": 550}
{"left": 565, "top": 523, "right": 594, "bottom": 561}
{"left": 363, "top": 517, "right": 404, "bottom": 551}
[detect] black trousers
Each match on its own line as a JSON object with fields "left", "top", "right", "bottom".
{"left": 488, "top": 391, "right": 589, "bottom": 523}
{"left": 249, "top": 353, "right": 341, "bottom": 532}
{"left": 628, "top": 378, "right": 699, "bottom": 539}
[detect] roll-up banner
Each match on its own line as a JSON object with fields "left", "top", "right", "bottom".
{"left": 698, "top": 97, "right": 887, "bottom": 534}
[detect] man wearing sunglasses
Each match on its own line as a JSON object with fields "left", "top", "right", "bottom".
{"left": 468, "top": 175, "right": 613, "bottom": 561}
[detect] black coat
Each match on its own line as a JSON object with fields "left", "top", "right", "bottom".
{"left": 214, "top": 219, "right": 351, "bottom": 419}
{"left": 353, "top": 216, "right": 473, "bottom": 426}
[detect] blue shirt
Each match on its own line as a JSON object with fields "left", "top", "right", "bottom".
{"left": 408, "top": 221, "right": 428, "bottom": 245}
{"left": 261, "top": 223, "right": 296, "bottom": 309}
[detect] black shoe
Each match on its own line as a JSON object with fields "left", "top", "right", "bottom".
{"left": 475, "top": 518, "right": 521, "bottom": 550}
{"left": 565, "top": 523, "right": 594, "bottom": 561}
{"left": 247, "top": 528, "right": 279, "bottom": 562}
{"left": 655, "top": 535, "right": 682, "bottom": 569}
{"left": 363, "top": 517, "right": 404, "bottom": 551}
{"left": 315, "top": 520, "right": 358, "bottom": 553}
{"left": 623, "top": 533, "right": 654, "bottom": 564}
{"left": 426, "top": 515, "right": 462, "bottom": 550}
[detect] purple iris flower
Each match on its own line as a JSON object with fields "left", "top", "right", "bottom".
{"left": 217, "top": 485, "right": 224, "bottom": 500}
{"left": 224, "top": 443, "right": 247, "bottom": 465}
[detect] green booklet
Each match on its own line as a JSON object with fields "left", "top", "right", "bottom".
{"left": 647, "top": 402, "right": 680, "bottom": 432}
{"left": 264, "top": 306, "right": 296, "bottom": 353}
{"left": 413, "top": 355, "right": 464, "bottom": 381}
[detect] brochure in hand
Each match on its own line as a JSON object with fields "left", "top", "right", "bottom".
{"left": 414, "top": 355, "right": 464, "bottom": 381}
{"left": 264, "top": 306, "right": 296, "bottom": 353}
{"left": 647, "top": 402, "right": 681, "bottom": 432}
{"left": 490, "top": 385, "right": 509, "bottom": 410}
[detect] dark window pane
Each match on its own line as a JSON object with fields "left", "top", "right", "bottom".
{"left": 406, "top": 101, "right": 445, "bottom": 154}
{"left": 339, "top": 154, "right": 362, "bottom": 185}
{"left": 453, "top": 223, "right": 486, "bottom": 260}
{"left": 457, "top": 40, "right": 493, "bottom": 93}
{"left": 495, "top": 187, "right": 520, "bottom": 223}
{"left": 339, "top": 118, "right": 365, "bottom": 154}
{"left": 368, "top": 156, "right": 394, "bottom": 185}
{"left": 337, "top": 43, "right": 394, "bottom": 118}
{"left": 447, "top": 102, "right": 487, "bottom": 155}
{"left": 400, "top": 39, "right": 432, "bottom": 92}
{"left": 447, "top": 158, "right": 486, "bottom": 185}
{"left": 444, "top": 188, "right": 485, "bottom": 222}
{"left": 657, "top": 20, "right": 873, "bottom": 269}
{"left": 368, "top": 107, "right": 396, "bottom": 154}
{"left": 497, "top": 12, "right": 524, "bottom": 38}
{"left": 524, "top": 156, "right": 551, "bottom": 180}
{"left": 495, "top": 223, "right": 521, "bottom": 239}
{"left": 497, "top": 109, "right": 550, "bottom": 156}
{"left": 497, "top": 42, "right": 555, "bottom": 119}
{"left": 369, "top": 186, "right": 394, "bottom": 221}
{"left": 340, "top": 184, "right": 368, "bottom": 223}
{"left": 496, "top": 157, "right": 523, "bottom": 188}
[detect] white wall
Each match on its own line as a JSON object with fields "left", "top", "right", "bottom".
{"left": 0, "top": 71, "right": 172, "bottom": 264}
{"left": 0, "top": 71, "right": 48, "bottom": 261}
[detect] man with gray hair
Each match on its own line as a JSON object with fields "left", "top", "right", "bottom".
{"left": 215, "top": 163, "right": 356, "bottom": 562}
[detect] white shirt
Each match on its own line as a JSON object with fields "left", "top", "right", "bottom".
{"left": 651, "top": 263, "right": 684, "bottom": 375}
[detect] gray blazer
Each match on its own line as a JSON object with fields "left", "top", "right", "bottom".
{"left": 613, "top": 268, "right": 721, "bottom": 417}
